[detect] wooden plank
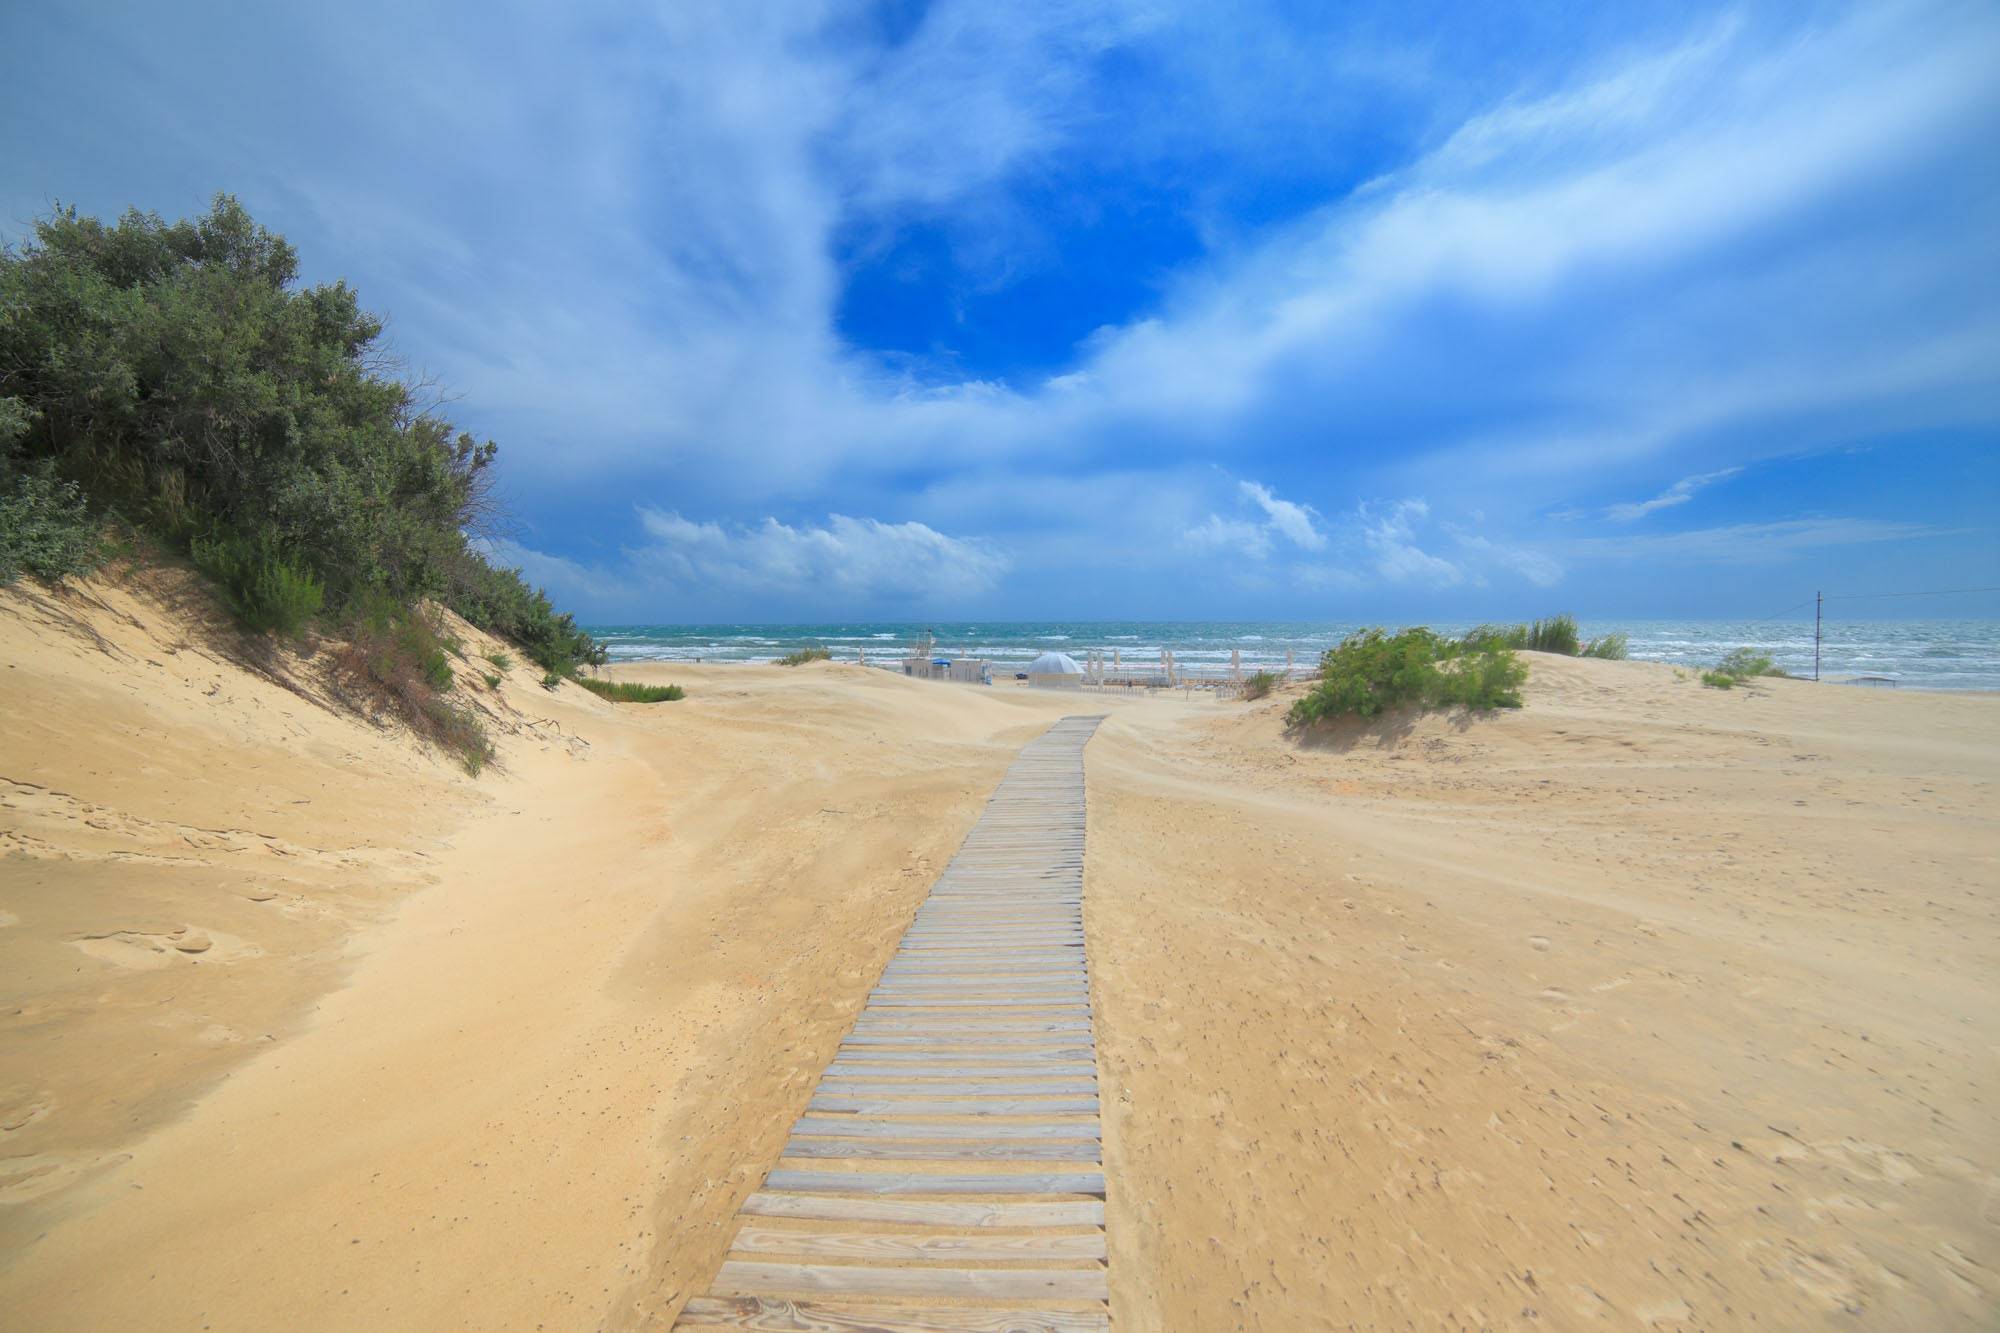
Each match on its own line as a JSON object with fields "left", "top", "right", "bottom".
{"left": 851, "top": 1020, "right": 1092, "bottom": 1033}
{"left": 816, "top": 1080, "right": 1096, "bottom": 1096}
{"left": 762, "top": 1170, "right": 1105, "bottom": 1197}
{"left": 677, "top": 1294, "right": 1109, "bottom": 1331}
{"left": 728, "top": 1226, "right": 1106, "bottom": 1262}
{"left": 834, "top": 1048, "right": 1095, "bottom": 1062}
{"left": 709, "top": 1260, "right": 1108, "bottom": 1302}
{"left": 781, "top": 1138, "right": 1101, "bottom": 1162}
{"left": 809, "top": 1097, "right": 1099, "bottom": 1116}
{"left": 840, "top": 1032, "right": 1104, "bottom": 1040}
{"left": 793, "top": 1118, "right": 1098, "bottom": 1140}
{"left": 862, "top": 1000, "right": 1090, "bottom": 1009}
{"left": 825, "top": 1063, "right": 1096, "bottom": 1079}
{"left": 737, "top": 1193, "right": 1103, "bottom": 1227}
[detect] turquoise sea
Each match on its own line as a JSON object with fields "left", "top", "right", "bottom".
{"left": 588, "top": 619, "right": 2000, "bottom": 691}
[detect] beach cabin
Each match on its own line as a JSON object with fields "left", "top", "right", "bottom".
{"left": 1026, "top": 650, "right": 1085, "bottom": 690}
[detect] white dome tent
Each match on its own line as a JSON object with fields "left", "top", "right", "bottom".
{"left": 1026, "top": 650, "right": 1085, "bottom": 689}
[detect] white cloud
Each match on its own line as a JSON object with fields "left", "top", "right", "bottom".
{"left": 1359, "top": 499, "right": 1464, "bottom": 587}
{"left": 1182, "top": 478, "right": 1324, "bottom": 560}
{"left": 633, "top": 509, "right": 1008, "bottom": 604}
{"left": 1451, "top": 531, "right": 1564, "bottom": 587}
{"left": 1180, "top": 514, "right": 1272, "bottom": 560}
{"left": 1604, "top": 466, "right": 1741, "bottom": 521}
{"left": 1238, "top": 480, "right": 1326, "bottom": 550}
{"left": 1562, "top": 517, "right": 1945, "bottom": 564}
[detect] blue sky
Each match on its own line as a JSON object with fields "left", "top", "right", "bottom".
{"left": 4, "top": 1, "right": 1996, "bottom": 621}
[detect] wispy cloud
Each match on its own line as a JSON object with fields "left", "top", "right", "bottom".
{"left": 632, "top": 510, "right": 1007, "bottom": 605}
{"left": 1604, "top": 467, "right": 1742, "bottom": 521}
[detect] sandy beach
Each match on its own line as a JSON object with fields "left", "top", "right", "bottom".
{"left": 2, "top": 572, "right": 1996, "bottom": 1329}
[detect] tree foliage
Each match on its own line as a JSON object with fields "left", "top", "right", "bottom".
{"left": 0, "top": 194, "right": 600, "bottom": 672}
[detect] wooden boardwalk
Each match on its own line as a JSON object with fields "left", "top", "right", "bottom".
{"left": 675, "top": 716, "right": 1111, "bottom": 1332}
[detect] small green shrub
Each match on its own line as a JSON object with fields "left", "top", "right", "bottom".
{"left": 577, "top": 677, "right": 684, "bottom": 703}
{"left": 776, "top": 646, "right": 832, "bottom": 666}
{"left": 1461, "top": 623, "right": 1527, "bottom": 651}
{"left": 1242, "top": 670, "right": 1279, "bottom": 701}
{"left": 190, "top": 530, "right": 324, "bottom": 635}
{"left": 0, "top": 453, "right": 102, "bottom": 584}
{"left": 541, "top": 670, "right": 563, "bottom": 691}
{"left": 332, "top": 596, "right": 489, "bottom": 772}
{"left": 1581, "top": 632, "right": 1629, "bottom": 660}
{"left": 485, "top": 650, "right": 513, "bottom": 671}
{"left": 1715, "top": 647, "right": 1785, "bottom": 680}
{"left": 1700, "top": 670, "right": 1736, "bottom": 689}
{"left": 482, "top": 672, "right": 502, "bottom": 689}
{"left": 1287, "top": 627, "right": 1526, "bottom": 728}
{"left": 1524, "top": 614, "right": 1580, "bottom": 655}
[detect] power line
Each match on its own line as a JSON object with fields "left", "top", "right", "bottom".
{"left": 1824, "top": 585, "right": 2000, "bottom": 601}
{"left": 1748, "top": 598, "right": 1816, "bottom": 623}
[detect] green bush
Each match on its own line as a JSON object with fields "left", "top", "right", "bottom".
{"left": 1242, "top": 669, "right": 1279, "bottom": 701}
{"left": 577, "top": 677, "right": 684, "bottom": 703}
{"left": 1702, "top": 647, "right": 1786, "bottom": 688}
{"left": 1581, "top": 632, "right": 1630, "bottom": 660}
{"left": 0, "top": 459, "right": 101, "bottom": 584}
{"left": 541, "top": 670, "right": 563, "bottom": 691}
{"left": 485, "top": 650, "right": 513, "bottom": 671}
{"left": 482, "top": 672, "right": 502, "bottom": 689}
{"left": 331, "top": 597, "right": 487, "bottom": 772}
{"left": 776, "top": 646, "right": 832, "bottom": 666}
{"left": 1523, "top": 614, "right": 1579, "bottom": 655}
{"left": 190, "top": 530, "right": 324, "bottom": 635}
{"left": 0, "top": 195, "right": 601, "bottom": 692}
{"left": 1286, "top": 627, "right": 1526, "bottom": 728}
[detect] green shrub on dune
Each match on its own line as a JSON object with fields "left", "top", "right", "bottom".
{"left": 776, "top": 646, "right": 832, "bottom": 666}
{"left": 576, "top": 677, "right": 684, "bottom": 703}
{"left": 190, "top": 530, "right": 324, "bottom": 636}
{"left": 1242, "top": 669, "right": 1280, "bottom": 700}
{"left": 1286, "top": 627, "right": 1526, "bottom": 728}
{"left": 0, "top": 195, "right": 609, "bottom": 770}
{"left": 1581, "top": 632, "right": 1630, "bottom": 659}
{"left": 1702, "top": 647, "right": 1787, "bottom": 688}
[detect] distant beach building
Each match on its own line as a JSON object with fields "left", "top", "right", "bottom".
{"left": 1026, "top": 650, "right": 1085, "bottom": 689}
{"left": 899, "top": 630, "right": 992, "bottom": 684}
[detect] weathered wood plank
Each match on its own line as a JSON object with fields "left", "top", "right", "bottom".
{"left": 762, "top": 1170, "right": 1105, "bottom": 1197}
{"left": 836, "top": 1040, "right": 1104, "bottom": 1056}
{"left": 781, "top": 1138, "right": 1101, "bottom": 1162}
{"left": 793, "top": 1118, "right": 1098, "bottom": 1140}
{"left": 736, "top": 1193, "right": 1103, "bottom": 1227}
{"left": 809, "top": 1097, "right": 1099, "bottom": 1115}
{"left": 728, "top": 1226, "right": 1106, "bottom": 1262}
{"left": 677, "top": 1295, "right": 1109, "bottom": 1332}
{"left": 826, "top": 1063, "right": 1096, "bottom": 1078}
{"left": 817, "top": 1080, "right": 1096, "bottom": 1097}
{"left": 709, "top": 1260, "right": 1108, "bottom": 1302}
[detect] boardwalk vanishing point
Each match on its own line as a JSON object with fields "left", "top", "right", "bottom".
{"left": 675, "top": 715, "right": 1113, "bottom": 1331}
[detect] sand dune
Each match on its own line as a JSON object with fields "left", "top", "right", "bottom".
{"left": 2, "top": 573, "right": 1995, "bottom": 1328}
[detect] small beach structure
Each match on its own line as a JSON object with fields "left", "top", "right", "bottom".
{"left": 1027, "top": 650, "right": 1085, "bottom": 690}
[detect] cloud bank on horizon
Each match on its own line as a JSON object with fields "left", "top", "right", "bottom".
{"left": 4, "top": 0, "right": 1996, "bottom": 620}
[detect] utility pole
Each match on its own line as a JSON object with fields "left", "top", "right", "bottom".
{"left": 1814, "top": 591, "right": 1822, "bottom": 682}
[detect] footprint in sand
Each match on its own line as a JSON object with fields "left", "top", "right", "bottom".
{"left": 71, "top": 925, "right": 252, "bottom": 969}
{"left": 0, "top": 1087, "right": 51, "bottom": 1133}
{"left": 1528, "top": 935, "right": 1551, "bottom": 951}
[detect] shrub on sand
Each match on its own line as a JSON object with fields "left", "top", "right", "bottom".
{"left": 1287, "top": 627, "right": 1526, "bottom": 728}
{"left": 331, "top": 596, "right": 489, "bottom": 772}
{"left": 1703, "top": 647, "right": 1787, "bottom": 688}
{"left": 1242, "top": 669, "right": 1279, "bottom": 701}
{"left": 577, "top": 677, "right": 684, "bottom": 703}
{"left": 776, "top": 646, "right": 832, "bottom": 666}
{"left": 190, "top": 529, "right": 324, "bottom": 636}
{"left": 0, "top": 457, "right": 101, "bottom": 585}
